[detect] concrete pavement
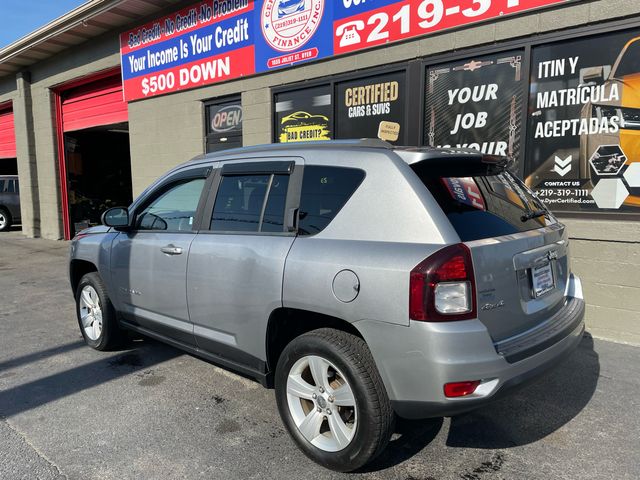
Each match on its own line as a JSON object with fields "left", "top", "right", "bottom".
{"left": 0, "top": 231, "right": 638, "bottom": 479}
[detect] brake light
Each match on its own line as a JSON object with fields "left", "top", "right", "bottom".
{"left": 409, "top": 243, "right": 476, "bottom": 321}
{"left": 444, "top": 381, "right": 481, "bottom": 398}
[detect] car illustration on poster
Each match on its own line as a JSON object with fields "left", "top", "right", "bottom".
{"left": 279, "top": 111, "right": 330, "bottom": 142}
{"left": 580, "top": 36, "right": 640, "bottom": 206}
{"left": 281, "top": 111, "right": 329, "bottom": 126}
{"left": 278, "top": 0, "right": 305, "bottom": 17}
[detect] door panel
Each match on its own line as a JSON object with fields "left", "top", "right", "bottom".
{"left": 109, "top": 172, "right": 209, "bottom": 346}
{"left": 111, "top": 232, "right": 196, "bottom": 345}
{"left": 186, "top": 158, "right": 302, "bottom": 367}
{"left": 187, "top": 234, "right": 295, "bottom": 366}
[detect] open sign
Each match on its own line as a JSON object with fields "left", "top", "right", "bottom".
{"left": 210, "top": 104, "right": 243, "bottom": 133}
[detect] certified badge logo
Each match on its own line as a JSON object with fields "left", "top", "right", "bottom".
{"left": 261, "top": 0, "right": 324, "bottom": 52}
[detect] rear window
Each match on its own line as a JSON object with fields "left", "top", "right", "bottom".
{"left": 298, "top": 166, "right": 365, "bottom": 235}
{"left": 415, "top": 169, "right": 554, "bottom": 242}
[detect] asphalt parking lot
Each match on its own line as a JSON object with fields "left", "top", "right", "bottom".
{"left": 0, "top": 231, "right": 639, "bottom": 480}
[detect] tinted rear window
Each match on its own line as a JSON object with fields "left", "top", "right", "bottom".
{"left": 298, "top": 166, "right": 365, "bottom": 235}
{"left": 415, "top": 169, "right": 554, "bottom": 242}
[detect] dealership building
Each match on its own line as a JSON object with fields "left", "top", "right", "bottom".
{"left": 0, "top": 0, "right": 638, "bottom": 343}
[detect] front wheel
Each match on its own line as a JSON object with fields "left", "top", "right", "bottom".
{"left": 275, "top": 328, "right": 394, "bottom": 472}
{"left": 75, "top": 272, "right": 121, "bottom": 350}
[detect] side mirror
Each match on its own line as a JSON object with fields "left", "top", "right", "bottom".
{"left": 101, "top": 207, "right": 130, "bottom": 229}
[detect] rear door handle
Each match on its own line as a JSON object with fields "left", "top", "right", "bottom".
{"left": 161, "top": 245, "right": 183, "bottom": 255}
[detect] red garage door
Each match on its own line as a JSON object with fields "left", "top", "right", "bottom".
{"left": 55, "top": 71, "right": 129, "bottom": 240}
{"left": 61, "top": 74, "right": 128, "bottom": 132}
{"left": 0, "top": 105, "right": 16, "bottom": 158}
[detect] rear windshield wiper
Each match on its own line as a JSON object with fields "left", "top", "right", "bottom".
{"left": 520, "top": 209, "right": 548, "bottom": 222}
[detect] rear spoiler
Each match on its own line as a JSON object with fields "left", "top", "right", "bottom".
{"left": 395, "top": 148, "right": 513, "bottom": 177}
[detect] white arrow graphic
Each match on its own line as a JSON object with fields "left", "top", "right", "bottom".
{"left": 554, "top": 155, "right": 572, "bottom": 177}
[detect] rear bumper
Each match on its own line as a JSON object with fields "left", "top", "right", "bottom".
{"left": 356, "top": 274, "right": 585, "bottom": 419}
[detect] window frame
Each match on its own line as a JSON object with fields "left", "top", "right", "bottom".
{"left": 129, "top": 165, "right": 213, "bottom": 234}
{"left": 200, "top": 158, "right": 303, "bottom": 237}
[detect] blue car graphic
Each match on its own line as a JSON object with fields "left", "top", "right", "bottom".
{"left": 278, "top": 0, "right": 305, "bottom": 18}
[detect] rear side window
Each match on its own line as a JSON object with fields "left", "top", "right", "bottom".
{"left": 298, "top": 166, "right": 365, "bottom": 236}
{"left": 211, "top": 174, "right": 289, "bottom": 233}
{"left": 416, "top": 169, "right": 553, "bottom": 242}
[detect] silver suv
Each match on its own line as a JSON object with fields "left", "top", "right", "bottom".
{"left": 69, "top": 140, "right": 585, "bottom": 472}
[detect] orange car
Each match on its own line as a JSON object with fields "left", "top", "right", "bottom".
{"left": 581, "top": 36, "right": 640, "bottom": 206}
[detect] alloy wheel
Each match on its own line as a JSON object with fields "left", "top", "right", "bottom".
{"left": 79, "top": 285, "right": 103, "bottom": 340}
{"left": 286, "top": 355, "right": 357, "bottom": 452}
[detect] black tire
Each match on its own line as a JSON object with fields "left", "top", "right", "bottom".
{"left": 275, "top": 328, "right": 394, "bottom": 472}
{"left": 0, "top": 207, "right": 11, "bottom": 232}
{"left": 75, "top": 272, "right": 121, "bottom": 350}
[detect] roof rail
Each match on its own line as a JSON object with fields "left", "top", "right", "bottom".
{"left": 195, "top": 138, "right": 395, "bottom": 161}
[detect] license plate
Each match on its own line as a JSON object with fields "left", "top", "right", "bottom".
{"left": 532, "top": 262, "right": 555, "bottom": 298}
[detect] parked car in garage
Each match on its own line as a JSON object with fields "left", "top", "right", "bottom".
{"left": 69, "top": 139, "right": 585, "bottom": 472}
{"left": 0, "top": 175, "right": 20, "bottom": 231}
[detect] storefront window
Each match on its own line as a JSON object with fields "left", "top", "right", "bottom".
{"left": 274, "top": 86, "right": 332, "bottom": 143}
{"left": 335, "top": 71, "right": 407, "bottom": 144}
{"left": 525, "top": 29, "right": 640, "bottom": 214}
{"left": 205, "top": 97, "right": 243, "bottom": 153}
{"left": 424, "top": 50, "right": 525, "bottom": 171}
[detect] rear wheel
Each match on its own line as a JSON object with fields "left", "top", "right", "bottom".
{"left": 0, "top": 208, "right": 11, "bottom": 232}
{"left": 275, "top": 328, "right": 394, "bottom": 472}
{"left": 76, "top": 272, "right": 121, "bottom": 350}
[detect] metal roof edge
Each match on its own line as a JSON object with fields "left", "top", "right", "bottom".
{"left": 0, "top": 0, "right": 124, "bottom": 69}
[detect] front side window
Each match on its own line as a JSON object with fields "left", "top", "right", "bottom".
{"left": 211, "top": 174, "right": 289, "bottom": 233}
{"left": 137, "top": 178, "right": 205, "bottom": 232}
{"left": 298, "top": 166, "right": 365, "bottom": 236}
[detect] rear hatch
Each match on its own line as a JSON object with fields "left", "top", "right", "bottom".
{"left": 406, "top": 150, "right": 570, "bottom": 343}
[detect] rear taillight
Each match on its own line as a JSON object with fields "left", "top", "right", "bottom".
{"left": 409, "top": 243, "right": 476, "bottom": 322}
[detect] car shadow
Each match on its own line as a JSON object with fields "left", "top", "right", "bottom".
{"left": 446, "top": 332, "right": 600, "bottom": 449}
{"left": 0, "top": 337, "right": 181, "bottom": 418}
{"left": 360, "top": 332, "right": 600, "bottom": 472}
{"left": 362, "top": 416, "right": 445, "bottom": 472}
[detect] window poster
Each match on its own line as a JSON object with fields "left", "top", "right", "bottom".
{"left": 526, "top": 30, "right": 640, "bottom": 214}
{"left": 425, "top": 51, "right": 525, "bottom": 170}
{"left": 274, "top": 85, "right": 332, "bottom": 143}
{"left": 335, "top": 71, "right": 407, "bottom": 144}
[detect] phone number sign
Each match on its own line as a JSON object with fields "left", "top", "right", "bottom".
{"left": 120, "top": 0, "right": 571, "bottom": 102}
{"left": 334, "top": 0, "right": 571, "bottom": 54}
